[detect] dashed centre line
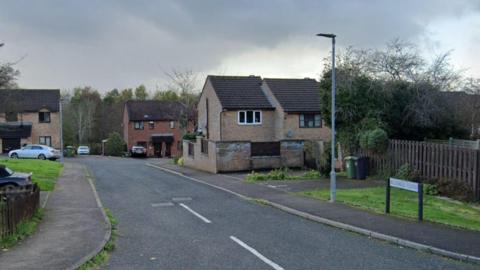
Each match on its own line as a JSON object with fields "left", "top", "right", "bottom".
{"left": 230, "top": 236, "right": 285, "bottom": 270}
{"left": 179, "top": 203, "right": 212, "bottom": 224}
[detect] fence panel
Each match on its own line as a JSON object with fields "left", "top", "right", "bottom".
{"left": 0, "top": 185, "right": 40, "bottom": 239}
{"left": 361, "top": 140, "right": 480, "bottom": 200}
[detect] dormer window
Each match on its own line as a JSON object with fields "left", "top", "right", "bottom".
{"left": 39, "top": 112, "right": 51, "bottom": 123}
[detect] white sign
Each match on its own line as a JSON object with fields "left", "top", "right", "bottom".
{"left": 389, "top": 178, "right": 419, "bottom": 192}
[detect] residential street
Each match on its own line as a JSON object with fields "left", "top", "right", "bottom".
{"left": 78, "top": 156, "right": 478, "bottom": 270}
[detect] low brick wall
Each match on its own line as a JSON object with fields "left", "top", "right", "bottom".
{"left": 183, "top": 137, "right": 217, "bottom": 173}
{"left": 280, "top": 140, "right": 304, "bottom": 168}
{"left": 216, "top": 141, "right": 251, "bottom": 172}
{"left": 184, "top": 139, "right": 307, "bottom": 173}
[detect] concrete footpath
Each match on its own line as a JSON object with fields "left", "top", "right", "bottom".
{"left": 151, "top": 161, "right": 480, "bottom": 264}
{"left": 0, "top": 162, "right": 110, "bottom": 270}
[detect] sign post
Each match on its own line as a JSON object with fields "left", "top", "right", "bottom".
{"left": 386, "top": 178, "right": 424, "bottom": 221}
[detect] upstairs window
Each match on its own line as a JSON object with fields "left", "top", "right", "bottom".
{"left": 149, "top": 121, "right": 155, "bottom": 129}
{"left": 6, "top": 112, "right": 17, "bottom": 122}
{"left": 39, "top": 112, "right": 51, "bottom": 123}
{"left": 134, "top": 121, "right": 144, "bottom": 130}
{"left": 238, "top": 110, "right": 262, "bottom": 125}
{"left": 300, "top": 114, "right": 321, "bottom": 128}
{"left": 170, "top": 121, "right": 175, "bottom": 129}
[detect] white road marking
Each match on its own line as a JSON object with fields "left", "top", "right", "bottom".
{"left": 151, "top": 202, "right": 174, "bottom": 207}
{"left": 179, "top": 203, "right": 212, "bottom": 223}
{"left": 172, "top": 197, "right": 192, "bottom": 202}
{"left": 230, "top": 236, "right": 285, "bottom": 270}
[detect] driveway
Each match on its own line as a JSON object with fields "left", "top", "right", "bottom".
{"left": 78, "top": 156, "right": 477, "bottom": 270}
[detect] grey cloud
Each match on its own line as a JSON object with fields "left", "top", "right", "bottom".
{"left": 1, "top": 0, "right": 479, "bottom": 90}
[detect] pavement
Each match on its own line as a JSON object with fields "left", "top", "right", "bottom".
{"left": 0, "top": 162, "right": 110, "bottom": 270}
{"left": 76, "top": 156, "right": 478, "bottom": 269}
{"left": 153, "top": 160, "right": 480, "bottom": 264}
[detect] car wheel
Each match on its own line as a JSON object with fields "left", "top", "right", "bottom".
{"left": 38, "top": 154, "right": 47, "bottom": 160}
{"left": 10, "top": 153, "right": 18, "bottom": 159}
{"left": 1, "top": 184, "right": 16, "bottom": 192}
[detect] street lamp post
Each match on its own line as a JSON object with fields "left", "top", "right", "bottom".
{"left": 317, "top": 33, "right": 337, "bottom": 202}
{"left": 59, "top": 98, "right": 64, "bottom": 163}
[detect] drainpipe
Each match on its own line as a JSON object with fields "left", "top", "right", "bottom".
{"left": 219, "top": 111, "right": 223, "bottom": 141}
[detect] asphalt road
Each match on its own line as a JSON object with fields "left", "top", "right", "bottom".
{"left": 78, "top": 156, "right": 479, "bottom": 270}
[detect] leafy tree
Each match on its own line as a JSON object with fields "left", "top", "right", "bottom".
{"left": 105, "top": 132, "right": 125, "bottom": 156}
{"left": 103, "top": 88, "right": 120, "bottom": 105}
{"left": 120, "top": 88, "right": 133, "bottom": 101}
{"left": 134, "top": 84, "right": 148, "bottom": 100}
{"left": 0, "top": 63, "right": 19, "bottom": 88}
{"left": 153, "top": 89, "right": 180, "bottom": 101}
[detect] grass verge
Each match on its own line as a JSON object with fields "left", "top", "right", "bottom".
{"left": 301, "top": 187, "right": 480, "bottom": 231}
{"left": 246, "top": 168, "right": 324, "bottom": 182}
{"left": 0, "top": 209, "right": 44, "bottom": 249}
{"left": 0, "top": 159, "right": 63, "bottom": 191}
{"left": 78, "top": 208, "right": 118, "bottom": 270}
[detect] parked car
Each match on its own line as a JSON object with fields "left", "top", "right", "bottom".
{"left": 8, "top": 144, "right": 61, "bottom": 160}
{"left": 77, "top": 146, "right": 90, "bottom": 155}
{"left": 0, "top": 164, "right": 33, "bottom": 191}
{"left": 131, "top": 145, "right": 147, "bottom": 157}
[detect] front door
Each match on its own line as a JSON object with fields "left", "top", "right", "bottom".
{"left": 2, "top": 138, "right": 20, "bottom": 153}
{"left": 165, "top": 142, "right": 172, "bottom": 157}
{"left": 153, "top": 142, "right": 163, "bottom": 157}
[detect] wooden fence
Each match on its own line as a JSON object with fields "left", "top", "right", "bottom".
{"left": 360, "top": 140, "right": 480, "bottom": 200}
{"left": 0, "top": 185, "right": 40, "bottom": 239}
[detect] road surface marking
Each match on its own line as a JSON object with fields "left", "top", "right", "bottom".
{"left": 172, "top": 197, "right": 192, "bottom": 202}
{"left": 151, "top": 202, "right": 174, "bottom": 207}
{"left": 230, "top": 236, "right": 285, "bottom": 270}
{"left": 179, "top": 203, "right": 212, "bottom": 223}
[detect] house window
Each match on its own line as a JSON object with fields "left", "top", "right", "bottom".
{"left": 170, "top": 121, "right": 175, "bottom": 129}
{"left": 238, "top": 110, "right": 262, "bottom": 125}
{"left": 39, "top": 136, "right": 52, "bottom": 147}
{"left": 149, "top": 121, "right": 154, "bottom": 129}
{"left": 5, "top": 112, "right": 17, "bottom": 122}
{"left": 134, "top": 121, "right": 144, "bottom": 130}
{"left": 300, "top": 114, "right": 321, "bottom": 128}
{"left": 39, "top": 112, "right": 51, "bottom": 123}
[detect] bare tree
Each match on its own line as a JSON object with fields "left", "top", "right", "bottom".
{"left": 163, "top": 69, "right": 200, "bottom": 134}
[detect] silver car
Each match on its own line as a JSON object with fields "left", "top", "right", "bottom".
{"left": 77, "top": 146, "right": 90, "bottom": 155}
{"left": 8, "top": 144, "right": 61, "bottom": 160}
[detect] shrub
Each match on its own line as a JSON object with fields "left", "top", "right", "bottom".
{"left": 428, "top": 178, "right": 475, "bottom": 202}
{"left": 105, "top": 132, "right": 126, "bottom": 156}
{"left": 178, "top": 157, "right": 184, "bottom": 166}
{"left": 359, "top": 128, "right": 388, "bottom": 154}
{"left": 394, "top": 163, "right": 422, "bottom": 182}
{"left": 303, "top": 170, "right": 322, "bottom": 179}
{"left": 182, "top": 133, "right": 197, "bottom": 141}
{"left": 319, "top": 144, "right": 332, "bottom": 177}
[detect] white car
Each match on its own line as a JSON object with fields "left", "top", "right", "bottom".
{"left": 77, "top": 146, "right": 90, "bottom": 155}
{"left": 8, "top": 144, "right": 61, "bottom": 160}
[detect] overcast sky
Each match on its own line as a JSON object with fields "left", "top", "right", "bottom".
{"left": 1, "top": 0, "right": 479, "bottom": 93}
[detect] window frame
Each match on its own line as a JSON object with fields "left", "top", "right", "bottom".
{"left": 148, "top": 121, "right": 155, "bottom": 130}
{"left": 5, "top": 112, "right": 17, "bottom": 122}
{"left": 39, "top": 136, "right": 52, "bottom": 147}
{"left": 39, "top": 111, "right": 51, "bottom": 123}
{"left": 299, "top": 113, "right": 322, "bottom": 128}
{"left": 134, "top": 121, "right": 144, "bottom": 130}
{"left": 238, "top": 110, "right": 262, "bottom": 125}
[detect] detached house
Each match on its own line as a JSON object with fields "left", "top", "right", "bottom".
{"left": 123, "top": 100, "right": 193, "bottom": 157}
{"left": 0, "top": 89, "right": 61, "bottom": 153}
{"left": 184, "top": 75, "right": 330, "bottom": 173}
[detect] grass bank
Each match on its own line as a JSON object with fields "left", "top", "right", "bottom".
{"left": 78, "top": 208, "right": 118, "bottom": 270}
{"left": 301, "top": 187, "right": 480, "bottom": 232}
{"left": 0, "top": 209, "right": 44, "bottom": 249}
{"left": 0, "top": 159, "right": 63, "bottom": 191}
{"left": 246, "top": 168, "right": 324, "bottom": 182}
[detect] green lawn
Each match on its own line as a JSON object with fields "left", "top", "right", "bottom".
{"left": 0, "top": 159, "right": 63, "bottom": 191}
{"left": 301, "top": 187, "right": 480, "bottom": 232}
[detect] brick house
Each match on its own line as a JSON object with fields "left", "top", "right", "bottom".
{"left": 123, "top": 100, "right": 193, "bottom": 157}
{"left": 0, "top": 89, "right": 61, "bottom": 153}
{"left": 184, "top": 75, "right": 330, "bottom": 173}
